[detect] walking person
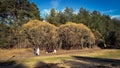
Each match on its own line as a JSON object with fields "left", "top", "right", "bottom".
{"left": 34, "top": 47, "right": 40, "bottom": 56}
{"left": 36, "top": 47, "right": 39, "bottom": 55}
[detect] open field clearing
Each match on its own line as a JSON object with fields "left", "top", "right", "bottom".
{"left": 0, "top": 48, "right": 120, "bottom": 68}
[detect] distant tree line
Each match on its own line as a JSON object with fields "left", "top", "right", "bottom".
{"left": 45, "top": 7, "right": 120, "bottom": 48}
{"left": 0, "top": 0, "right": 120, "bottom": 49}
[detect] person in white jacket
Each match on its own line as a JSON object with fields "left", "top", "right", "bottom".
{"left": 36, "top": 47, "right": 39, "bottom": 55}
{"left": 34, "top": 47, "right": 40, "bottom": 56}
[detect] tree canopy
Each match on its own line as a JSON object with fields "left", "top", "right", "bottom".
{"left": 0, "top": 0, "right": 42, "bottom": 48}
{"left": 0, "top": 0, "right": 120, "bottom": 49}
{"left": 22, "top": 20, "right": 95, "bottom": 49}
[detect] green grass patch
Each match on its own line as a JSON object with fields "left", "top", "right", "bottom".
{"left": 18, "top": 56, "right": 73, "bottom": 68}
{"left": 93, "top": 49, "right": 120, "bottom": 59}
{"left": 41, "top": 56, "right": 72, "bottom": 61}
{"left": 19, "top": 56, "right": 73, "bottom": 63}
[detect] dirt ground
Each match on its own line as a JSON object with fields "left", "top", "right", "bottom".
{"left": 0, "top": 48, "right": 101, "bottom": 60}
{"left": 0, "top": 48, "right": 120, "bottom": 68}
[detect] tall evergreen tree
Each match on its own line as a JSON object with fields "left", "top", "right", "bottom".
{"left": 76, "top": 7, "right": 90, "bottom": 25}
{"left": 46, "top": 8, "right": 57, "bottom": 25}
{"left": 64, "top": 7, "right": 75, "bottom": 22}
{"left": 57, "top": 11, "right": 66, "bottom": 25}
{"left": 0, "top": 0, "right": 42, "bottom": 48}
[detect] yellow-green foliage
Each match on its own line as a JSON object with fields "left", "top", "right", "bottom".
{"left": 58, "top": 22, "right": 95, "bottom": 49}
{"left": 23, "top": 20, "right": 58, "bottom": 49}
{"left": 22, "top": 20, "right": 95, "bottom": 49}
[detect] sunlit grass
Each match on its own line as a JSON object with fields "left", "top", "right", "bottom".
{"left": 0, "top": 48, "right": 33, "bottom": 60}
{"left": 0, "top": 48, "right": 120, "bottom": 68}
{"left": 92, "top": 49, "right": 120, "bottom": 59}
{"left": 17, "top": 55, "right": 73, "bottom": 68}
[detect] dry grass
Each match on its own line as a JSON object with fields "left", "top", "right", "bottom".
{"left": 0, "top": 48, "right": 33, "bottom": 60}
{"left": 0, "top": 48, "right": 120, "bottom": 68}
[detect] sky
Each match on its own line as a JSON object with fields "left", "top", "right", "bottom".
{"left": 30, "top": 0, "right": 120, "bottom": 19}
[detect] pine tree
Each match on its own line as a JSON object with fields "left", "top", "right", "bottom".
{"left": 0, "top": 0, "right": 42, "bottom": 48}
{"left": 46, "top": 8, "right": 58, "bottom": 25}
{"left": 76, "top": 7, "right": 90, "bottom": 26}
{"left": 64, "top": 7, "right": 75, "bottom": 22}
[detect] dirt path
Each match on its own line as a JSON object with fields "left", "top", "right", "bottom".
{"left": 40, "top": 48, "right": 100, "bottom": 56}
{"left": 0, "top": 48, "right": 101, "bottom": 60}
{"left": 13, "top": 48, "right": 102, "bottom": 60}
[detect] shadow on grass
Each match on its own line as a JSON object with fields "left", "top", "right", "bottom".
{"left": 68, "top": 56, "right": 120, "bottom": 68}
{"left": 72, "top": 56, "right": 120, "bottom": 64}
{"left": 0, "top": 60, "right": 28, "bottom": 68}
{"left": 34, "top": 61, "right": 61, "bottom": 68}
{"left": 63, "top": 60, "right": 102, "bottom": 68}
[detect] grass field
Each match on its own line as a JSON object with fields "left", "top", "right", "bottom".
{"left": 0, "top": 48, "right": 120, "bottom": 68}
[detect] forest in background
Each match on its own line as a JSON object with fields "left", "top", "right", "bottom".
{"left": 0, "top": 0, "right": 120, "bottom": 49}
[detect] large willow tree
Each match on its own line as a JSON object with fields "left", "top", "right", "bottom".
{"left": 22, "top": 20, "right": 95, "bottom": 50}
{"left": 22, "top": 20, "right": 59, "bottom": 49}
{"left": 57, "top": 22, "right": 95, "bottom": 49}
